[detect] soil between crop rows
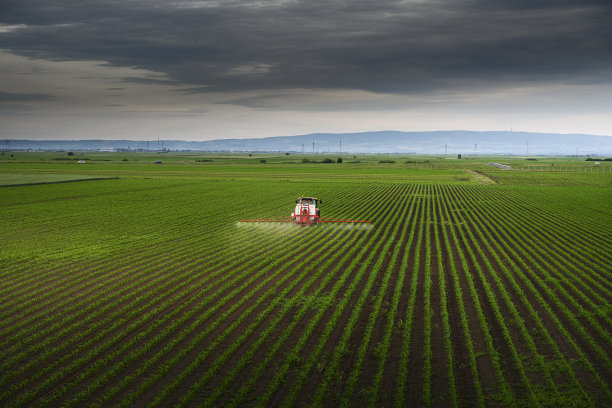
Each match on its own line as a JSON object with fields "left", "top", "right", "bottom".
{"left": 1, "top": 181, "right": 611, "bottom": 407}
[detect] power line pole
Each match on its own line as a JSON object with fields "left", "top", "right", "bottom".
{"left": 474, "top": 143, "right": 477, "bottom": 156}
{"left": 312, "top": 141, "right": 314, "bottom": 154}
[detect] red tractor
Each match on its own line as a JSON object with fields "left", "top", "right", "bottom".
{"left": 291, "top": 196, "right": 321, "bottom": 225}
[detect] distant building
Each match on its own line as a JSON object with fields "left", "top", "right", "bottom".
{"left": 489, "top": 162, "right": 511, "bottom": 170}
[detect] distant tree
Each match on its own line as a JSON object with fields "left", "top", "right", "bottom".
{"left": 302, "top": 158, "right": 309, "bottom": 163}
{"left": 457, "top": 154, "right": 462, "bottom": 159}
{"left": 322, "top": 158, "right": 334, "bottom": 163}
{"left": 260, "top": 159, "right": 267, "bottom": 163}
{"left": 285, "top": 152, "right": 290, "bottom": 155}
{"left": 67, "top": 151, "right": 74, "bottom": 156}
{"left": 337, "top": 157, "right": 343, "bottom": 163}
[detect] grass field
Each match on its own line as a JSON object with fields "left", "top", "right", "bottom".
{"left": 1, "top": 152, "right": 611, "bottom": 407}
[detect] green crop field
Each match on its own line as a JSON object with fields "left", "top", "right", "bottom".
{"left": 1, "top": 152, "right": 611, "bottom": 407}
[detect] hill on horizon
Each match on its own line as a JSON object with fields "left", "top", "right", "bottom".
{"left": 5, "top": 130, "right": 612, "bottom": 155}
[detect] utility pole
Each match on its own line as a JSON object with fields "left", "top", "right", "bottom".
{"left": 302, "top": 143, "right": 304, "bottom": 153}
{"left": 526, "top": 141, "right": 529, "bottom": 156}
{"left": 312, "top": 141, "right": 315, "bottom": 154}
{"left": 474, "top": 143, "right": 477, "bottom": 156}
{"left": 339, "top": 138, "right": 342, "bottom": 154}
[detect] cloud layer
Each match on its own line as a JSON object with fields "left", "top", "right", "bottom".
{"left": 1, "top": 0, "right": 611, "bottom": 139}
{"left": 2, "top": 0, "right": 611, "bottom": 92}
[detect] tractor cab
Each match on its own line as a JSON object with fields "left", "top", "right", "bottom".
{"left": 292, "top": 196, "right": 321, "bottom": 225}
{"left": 295, "top": 197, "right": 318, "bottom": 205}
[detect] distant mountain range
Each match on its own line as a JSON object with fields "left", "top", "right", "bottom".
{"left": 5, "top": 131, "right": 612, "bottom": 155}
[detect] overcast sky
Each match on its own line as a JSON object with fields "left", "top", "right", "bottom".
{"left": 1, "top": 0, "right": 611, "bottom": 140}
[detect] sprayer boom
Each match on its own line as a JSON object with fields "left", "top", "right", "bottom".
{"left": 239, "top": 196, "right": 371, "bottom": 226}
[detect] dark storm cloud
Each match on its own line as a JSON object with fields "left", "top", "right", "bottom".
{"left": 0, "top": 90, "right": 57, "bottom": 102}
{"left": 120, "top": 77, "right": 179, "bottom": 86}
{"left": 1, "top": 0, "right": 610, "bottom": 94}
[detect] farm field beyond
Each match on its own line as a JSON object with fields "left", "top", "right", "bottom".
{"left": 1, "top": 153, "right": 611, "bottom": 407}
